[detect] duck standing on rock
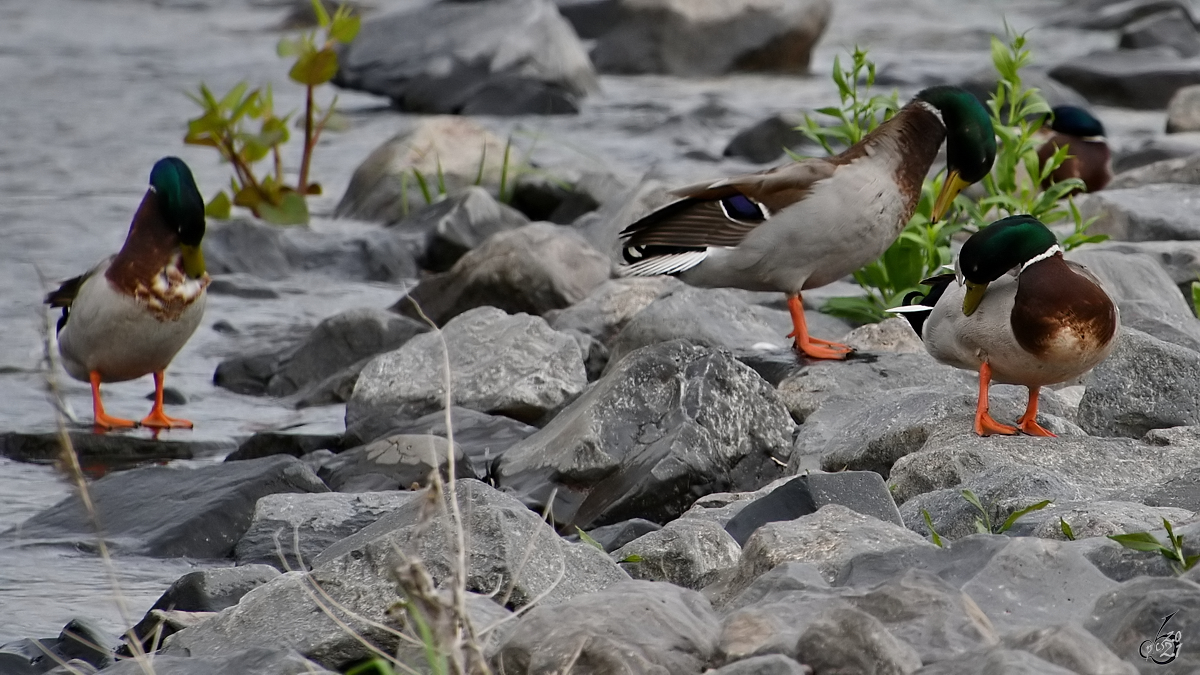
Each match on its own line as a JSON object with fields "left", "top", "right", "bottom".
{"left": 895, "top": 215, "right": 1118, "bottom": 437}
{"left": 1036, "top": 105, "right": 1112, "bottom": 194}
{"left": 46, "top": 157, "right": 209, "bottom": 430}
{"left": 618, "top": 85, "right": 996, "bottom": 359}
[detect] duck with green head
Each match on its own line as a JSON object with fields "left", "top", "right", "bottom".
{"left": 1036, "top": 105, "right": 1111, "bottom": 194}
{"left": 618, "top": 85, "right": 995, "bottom": 360}
{"left": 46, "top": 156, "right": 209, "bottom": 430}
{"left": 896, "top": 215, "right": 1119, "bottom": 436}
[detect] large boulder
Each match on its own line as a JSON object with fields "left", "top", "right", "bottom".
{"left": 394, "top": 187, "right": 531, "bottom": 272}
{"left": 612, "top": 517, "right": 742, "bottom": 589}
{"left": 1080, "top": 184, "right": 1200, "bottom": 240}
{"left": 97, "top": 648, "right": 335, "bottom": 675}
{"left": 490, "top": 581, "right": 720, "bottom": 673}
{"left": 1086, "top": 240, "right": 1200, "bottom": 287}
{"left": 317, "top": 434, "right": 475, "bottom": 491}
{"left": 234, "top": 491, "right": 418, "bottom": 569}
{"left": 1078, "top": 328, "right": 1200, "bottom": 437}
{"left": 1049, "top": 49, "right": 1200, "bottom": 109}
{"left": 214, "top": 308, "right": 428, "bottom": 399}
{"left": 392, "top": 222, "right": 612, "bottom": 326}
{"left": 545, "top": 276, "right": 679, "bottom": 345}
{"left": 343, "top": 406, "right": 538, "bottom": 473}
{"left": 4, "top": 455, "right": 328, "bottom": 558}
{"left": 333, "top": 0, "right": 597, "bottom": 115}
{"left": 164, "top": 480, "right": 629, "bottom": 667}
{"left": 1119, "top": 8, "right": 1200, "bottom": 57}
{"left": 495, "top": 340, "right": 793, "bottom": 529}
{"left": 590, "top": 0, "right": 832, "bottom": 76}
{"left": 1107, "top": 152, "right": 1200, "bottom": 188}
{"left": 335, "top": 117, "right": 510, "bottom": 223}
{"left": 347, "top": 307, "right": 587, "bottom": 427}
{"left": 203, "top": 217, "right": 421, "bottom": 281}
{"left": 1086, "top": 576, "right": 1200, "bottom": 670}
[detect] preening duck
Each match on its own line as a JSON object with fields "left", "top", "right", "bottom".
{"left": 896, "top": 215, "right": 1119, "bottom": 436}
{"left": 46, "top": 157, "right": 209, "bottom": 430}
{"left": 618, "top": 85, "right": 996, "bottom": 360}
{"left": 1036, "top": 105, "right": 1112, "bottom": 194}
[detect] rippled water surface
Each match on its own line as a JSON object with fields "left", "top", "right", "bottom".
{"left": 0, "top": 0, "right": 1132, "bottom": 643}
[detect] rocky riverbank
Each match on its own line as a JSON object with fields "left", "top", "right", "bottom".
{"left": 11, "top": 0, "right": 1200, "bottom": 673}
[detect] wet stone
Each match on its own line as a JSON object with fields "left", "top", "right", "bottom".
{"left": 317, "top": 434, "right": 475, "bottom": 491}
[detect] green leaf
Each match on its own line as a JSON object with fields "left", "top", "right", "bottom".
{"left": 413, "top": 168, "right": 433, "bottom": 204}
{"left": 1108, "top": 532, "right": 1170, "bottom": 553}
{"left": 1059, "top": 517, "right": 1075, "bottom": 541}
{"left": 576, "top": 526, "right": 604, "bottom": 551}
{"left": 257, "top": 191, "right": 310, "bottom": 225}
{"left": 218, "top": 81, "right": 249, "bottom": 112}
{"left": 922, "top": 509, "right": 944, "bottom": 548}
{"left": 277, "top": 37, "right": 301, "bottom": 58}
{"left": 289, "top": 47, "right": 339, "bottom": 86}
{"left": 204, "top": 191, "right": 232, "bottom": 219}
{"left": 330, "top": 11, "right": 361, "bottom": 43}
{"left": 961, "top": 489, "right": 986, "bottom": 515}
{"left": 618, "top": 554, "right": 643, "bottom": 564}
{"left": 820, "top": 295, "right": 886, "bottom": 324}
{"left": 310, "top": 0, "right": 331, "bottom": 29}
{"left": 997, "top": 499, "right": 1052, "bottom": 533}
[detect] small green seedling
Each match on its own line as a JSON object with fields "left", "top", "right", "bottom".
{"left": 1060, "top": 517, "right": 1076, "bottom": 541}
{"left": 922, "top": 509, "right": 945, "bottom": 547}
{"left": 1109, "top": 518, "right": 1200, "bottom": 575}
{"left": 962, "top": 489, "right": 1052, "bottom": 535}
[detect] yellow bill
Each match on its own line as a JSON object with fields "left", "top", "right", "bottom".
{"left": 962, "top": 280, "right": 989, "bottom": 316}
{"left": 932, "top": 171, "right": 972, "bottom": 223}
{"left": 181, "top": 244, "right": 206, "bottom": 278}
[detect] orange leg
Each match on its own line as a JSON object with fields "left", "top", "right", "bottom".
{"left": 974, "top": 362, "right": 1017, "bottom": 437}
{"left": 89, "top": 371, "right": 137, "bottom": 430}
{"left": 1017, "top": 387, "right": 1056, "bottom": 437}
{"left": 786, "top": 294, "right": 853, "bottom": 360}
{"left": 140, "top": 371, "right": 193, "bottom": 429}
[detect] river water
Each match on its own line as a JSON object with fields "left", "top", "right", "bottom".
{"left": 0, "top": 0, "right": 1127, "bottom": 643}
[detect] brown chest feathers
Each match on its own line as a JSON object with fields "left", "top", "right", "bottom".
{"left": 1011, "top": 255, "right": 1117, "bottom": 359}
{"left": 876, "top": 104, "right": 946, "bottom": 209}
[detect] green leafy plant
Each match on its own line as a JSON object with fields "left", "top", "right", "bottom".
{"left": 1191, "top": 277, "right": 1200, "bottom": 318}
{"left": 962, "top": 489, "right": 1051, "bottom": 535}
{"left": 922, "top": 509, "right": 945, "bottom": 548}
{"left": 1109, "top": 519, "right": 1200, "bottom": 575}
{"left": 813, "top": 33, "right": 1108, "bottom": 324}
{"left": 185, "top": 0, "right": 360, "bottom": 224}
{"left": 1060, "top": 517, "right": 1076, "bottom": 541}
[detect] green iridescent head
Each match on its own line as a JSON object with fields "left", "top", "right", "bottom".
{"left": 149, "top": 156, "right": 206, "bottom": 277}
{"left": 915, "top": 86, "right": 997, "bottom": 221}
{"left": 957, "top": 214, "right": 1059, "bottom": 315}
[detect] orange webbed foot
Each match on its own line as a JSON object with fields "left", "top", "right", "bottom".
{"left": 974, "top": 412, "right": 1018, "bottom": 437}
{"left": 94, "top": 412, "right": 138, "bottom": 430}
{"left": 793, "top": 340, "right": 853, "bottom": 360}
{"left": 140, "top": 410, "right": 193, "bottom": 429}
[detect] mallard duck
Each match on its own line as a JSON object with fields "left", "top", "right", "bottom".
{"left": 618, "top": 85, "right": 996, "bottom": 360}
{"left": 895, "top": 215, "right": 1119, "bottom": 437}
{"left": 46, "top": 157, "right": 209, "bottom": 430}
{"left": 1037, "top": 105, "right": 1112, "bottom": 194}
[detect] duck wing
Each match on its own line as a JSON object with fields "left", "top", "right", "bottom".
{"left": 619, "top": 159, "right": 837, "bottom": 276}
{"left": 45, "top": 272, "right": 89, "bottom": 334}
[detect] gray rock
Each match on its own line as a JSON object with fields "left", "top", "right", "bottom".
{"left": 1079, "top": 328, "right": 1200, "bottom": 437}
{"left": 790, "top": 385, "right": 1076, "bottom": 478}
{"left": 490, "top": 580, "right": 719, "bottom": 674}
{"left": 1048, "top": 0, "right": 1192, "bottom": 30}
{"left": 347, "top": 307, "right": 587, "bottom": 426}
{"left": 1107, "top": 153, "right": 1200, "bottom": 188}
{"left": 5, "top": 455, "right": 328, "bottom": 558}
{"left": 545, "top": 276, "right": 680, "bottom": 345}
{"left": 1168, "top": 84, "right": 1200, "bottom": 132}
{"left": 574, "top": 178, "right": 676, "bottom": 262}
{"left": 495, "top": 340, "right": 793, "bottom": 529}
{"left": 217, "top": 308, "right": 428, "bottom": 400}
{"left": 581, "top": 518, "right": 662, "bottom": 552}
{"left": 841, "top": 317, "right": 926, "bottom": 353}
{"left": 835, "top": 533, "right": 1011, "bottom": 589}
{"left": 1081, "top": 183, "right": 1200, "bottom": 240}
{"left": 722, "top": 505, "right": 936, "bottom": 599}
{"left": 318, "top": 434, "right": 474, "bottom": 492}
{"left": 388, "top": 187, "right": 530, "bottom": 272}
{"left": 606, "top": 286, "right": 794, "bottom": 368}
{"left": 795, "top": 605, "right": 923, "bottom": 675}
{"left": 167, "top": 481, "right": 628, "bottom": 667}
{"left": 392, "top": 222, "right": 612, "bottom": 326}
{"left": 334, "top": 0, "right": 596, "bottom": 114}
{"left": 1119, "top": 9, "right": 1200, "bottom": 57}
{"left": 724, "top": 472, "right": 904, "bottom": 547}
{"left": 1049, "top": 48, "right": 1200, "bottom": 109}
{"left": 203, "top": 217, "right": 421, "bottom": 282}
{"left": 960, "top": 537, "right": 1119, "bottom": 633}
{"left": 1066, "top": 248, "right": 1200, "bottom": 352}
{"left": 1112, "top": 133, "right": 1200, "bottom": 173}
{"left": 715, "top": 590, "right": 858, "bottom": 665}
{"left": 1086, "top": 240, "right": 1200, "bottom": 289}
{"left": 335, "top": 117, "right": 510, "bottom": 223}
{"left": 721, "top": 560, "right": 831, "bottom": 610}
{"left": 0, "top": 431, "right": 231, "bottom": 466}
{"left": 613, "top": 517, "right": 741, "bottom": 589}
{"left": 1085, "top": 576, "right": 1200, "bottom": 670}
{"left": 224, "top": 432, "right": 343, "bottom": 462}
{"left": 128, "top": 565, "right": 281, "bottom": 647}
{"left": 235, "top": 491, "right": 419, "bottom": 570}
{"left": 1010, "top": 500, "right": 1195, "bottom": 541}
{"left": 106, "top": 647, "right": 335, "bottom": 674}
{"left": 776, "top": 352, "right": 972, "bottom": 423}
{"left": 915, "top": 648, "right": 1079, "bottom": 675}
{"left": 590, "top": 0, "right": 832, "bottom": 76}
{"left": 1139, "top": 466, "right": 1200, "bottom": 513}
{"left": 710, "top": 654, "right": 812, "bottom": 675}
{"left": 723, "top": 112, "right": 814, "bottom": 164}
{"left": 888, "top": 425, "right": 1194, "bottom": 506}
{"left": 346, "top": 406, "right": 538, "bottom": 477}
{"left": 1002, "top": 624, "right": 1138, "bottom": 675}
{"left": 0, "top": 619, "right": 116, "bottom": 675}
{"left": 1074, "top": 536, "right": 1179, "bottom": 582}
